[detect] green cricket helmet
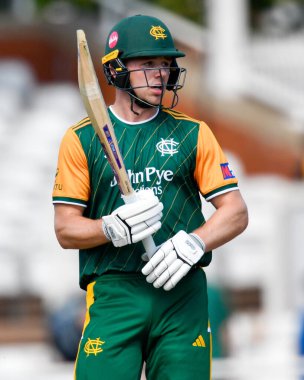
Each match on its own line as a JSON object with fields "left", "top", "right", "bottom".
{"left": 104, "top": 14, "right": 185, "bottom": 59}
{"left": 101, "top": 14, "right": 187, "bottom": 110}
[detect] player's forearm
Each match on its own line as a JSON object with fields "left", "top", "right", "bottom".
{"left": 55, "top": 214, "right": 108, "bottom": 250}
{"left": 193, "top": 191, "right": 248, "bottom": 252}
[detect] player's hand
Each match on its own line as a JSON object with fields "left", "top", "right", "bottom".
{"left": 102, "top": 189, "right": 163, "bottom": 247}
{"left": 141, "top": 230, "right": 205, "bottom": 291}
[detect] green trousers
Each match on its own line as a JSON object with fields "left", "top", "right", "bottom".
{"left": 75, "top": 268, "right": 212, "bottom": 380}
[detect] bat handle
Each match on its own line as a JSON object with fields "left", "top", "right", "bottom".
{"left": 122, "top": 192, "right": 158, "bottom": 259}
{"left": 142, "top": 236, "right": 158, "bottom": 259}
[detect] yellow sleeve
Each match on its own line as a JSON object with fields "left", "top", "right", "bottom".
{"left": 194, "top": 122, "right": 238, "bottom": 200}
{"left": 52, "top": 127, "right": 90, "bottom": 206}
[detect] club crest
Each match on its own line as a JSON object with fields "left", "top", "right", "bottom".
{"left": 84, "top": 337, "right": 105, "bottom": 356}
{"left": 150, "top": 25, "right": 167, "bottom": 40}
{"left": 156, "top": 138, "right": 179, "bottom": 156}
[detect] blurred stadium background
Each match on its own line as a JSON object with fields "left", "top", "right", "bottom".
{"left": 0, "top": 0, "right": 304, "bottom": 379}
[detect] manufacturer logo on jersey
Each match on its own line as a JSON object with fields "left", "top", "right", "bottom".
{"left": 84, "top": 337, "right": 105, "bottom": 356}
{"left": 220, "top": 162, "right": 235, "bottom": 180}
{"left": 156, "top": 138, "right": 179, "bottom": 156}
{"left": 150, "top": 25, "right": 167, "bottom": 40}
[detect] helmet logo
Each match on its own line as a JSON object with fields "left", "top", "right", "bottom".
{"left": 150, "top": 26, "right": 167, "bottom": 40}
{"left": 109, "top": 31, "right": 118, "bottom": 49}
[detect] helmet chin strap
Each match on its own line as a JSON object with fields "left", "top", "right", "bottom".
{"left": 129, "top": 96, "right": 140, "bottom": 115}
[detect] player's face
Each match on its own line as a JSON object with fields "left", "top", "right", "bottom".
{"left": 126, "top": 57, "right": 172, "bottom": 105}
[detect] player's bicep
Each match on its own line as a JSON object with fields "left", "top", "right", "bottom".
{"left": 209, "top": 190, "right": 248, "bottom": 234}
{"left": 54, "top": 203, "right": 85, "bottom": 245}
{"left": 210, "top": 189, "right": 244, "bottom": 210}
{"left": 54, "top": 203, "right": 84, "bottom": 219}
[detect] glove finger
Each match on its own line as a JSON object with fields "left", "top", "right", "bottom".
{"left": 163, "top": 263, "right": 191, "bottom": 291}
{"left": 132, "top": 222, "right": 161, "bottom": 243}
{"left": 131, "top": 212, "right": 162, "bottom": 235}
{"left": 153, "top": 250, "right": 176, "bottom": 277}
{"left": 141, "top": 241, "right": 173, "bottom": 275}
{"left": 145, "top": 212, "right": 163, "bottom": 227}
{"left": 116, "top": 198, "right": 161, "bottom": 220}
{"left": 145, "top": 250, "right": 176, "bottom": 283}
{"left": 153, "top": 259, "right": 184, "bottom": 288}
{"left": 142, "top": 249, "right": 165, "bottom": 276}
{"left": 125, "top": 203, "right": 163, "bottom": 227}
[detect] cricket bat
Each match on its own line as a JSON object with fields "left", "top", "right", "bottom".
{"left": 77, "top": 29, "right": 157, "bottom": 258}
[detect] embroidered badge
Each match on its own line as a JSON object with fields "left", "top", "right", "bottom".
{"left": 150, "top": 25, "right": 167, "bottom": 40}
{"left": 84, "top": 337, "right": 105, "bottom": 356}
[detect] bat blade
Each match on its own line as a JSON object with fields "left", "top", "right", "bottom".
{"left": 77, "top": 29, "right": 133, "bottom": 195}
{"left": 77, "top": 29, "right": 157, "bottom": 258}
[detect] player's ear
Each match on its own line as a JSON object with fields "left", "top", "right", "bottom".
{"left": 109, "top": 64, "right": 117, "bottom": 78}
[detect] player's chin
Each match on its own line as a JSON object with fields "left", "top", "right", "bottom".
{"left": 149, "top": 97, "right": 161, "bottom": 106}
{"left": 146, "top": 93, "right": 163, "bottom": 106}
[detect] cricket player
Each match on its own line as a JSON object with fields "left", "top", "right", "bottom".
{"left": 53, "top": 14, "right": 248, "bottom": 380}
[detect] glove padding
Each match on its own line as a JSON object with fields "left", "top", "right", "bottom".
{"left": 141, "top": 230, "right": 205, "bottom": 291}
{"left": 102, "top": 189, "right": 163, "bottom": 247}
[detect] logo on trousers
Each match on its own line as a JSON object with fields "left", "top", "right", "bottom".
{"left": 192, "top": 335, "right": 206, "bottom": 347}
{"left": 84, "top": 337, "right": 105, "bottom": 356}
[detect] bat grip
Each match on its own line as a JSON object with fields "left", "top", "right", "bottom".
{"left": 142, "top": 236, "right": 158, "bottom": 259}
{"left": 122, "top": 192, "right": 158, "bottom": 259}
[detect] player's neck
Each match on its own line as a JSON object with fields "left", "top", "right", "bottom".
{"left": 111, "top": 94, "right": 158, "bottom": 123}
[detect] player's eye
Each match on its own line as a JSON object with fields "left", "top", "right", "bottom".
{"left": 160, "top": 61, "right": 170, "bottom": 68}
{"left": 141, "top": 61, "right": 154, "bottom": 68}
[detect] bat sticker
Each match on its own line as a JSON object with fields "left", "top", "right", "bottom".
{"left": 103, "top": 124, "right": 122, "bottom": 169}
{"left": 101, "top": 142, "right": 121, "bottom": 189}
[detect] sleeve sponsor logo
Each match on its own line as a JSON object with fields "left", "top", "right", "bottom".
{"left": 220, "top": 163, "right": 235, "bottom": 180}
{"left": 53, "top": 183, "right": 63, "bottom": 191}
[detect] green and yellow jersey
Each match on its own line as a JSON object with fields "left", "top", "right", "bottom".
{"left": 53, "top": 107, "right": 238, "bottom": 289}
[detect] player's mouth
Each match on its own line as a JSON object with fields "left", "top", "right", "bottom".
{"left": 150, "top": 85, "right": 164, "bottom": 96}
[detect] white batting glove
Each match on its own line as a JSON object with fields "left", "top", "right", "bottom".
{"left": 141, "top": 230, "right": 205, "bottom": 291}
{"left": 102, "top": 189, "right": 163, "bottom": 247}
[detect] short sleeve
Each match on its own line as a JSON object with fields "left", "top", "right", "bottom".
{"left": 52, "top": 127, "right": 90, "bottom": 207}
{"left": 194, "top": 122, "right": 238, "bottom": 201}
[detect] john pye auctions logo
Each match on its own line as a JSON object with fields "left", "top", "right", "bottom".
{"left": 110, "top": 167, "right": 173, "bottom": 195}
